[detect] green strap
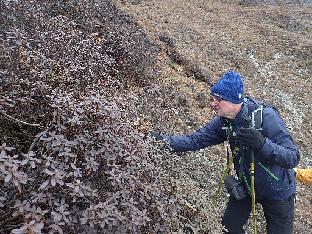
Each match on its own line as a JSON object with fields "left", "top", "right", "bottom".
{"left": 258, "top": 162, "right": 279, "bottom": 181}
{"left": 242, "top": 173, "right": 251, "bottom": 194}
{"left": 241, "top": 162, "right": 279, "bottom": 194}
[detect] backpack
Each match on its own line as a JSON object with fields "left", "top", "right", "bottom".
{"left": 222, "top": 99, "right": 293, "bottom": 189}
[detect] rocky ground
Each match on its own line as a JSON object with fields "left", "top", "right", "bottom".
{"left": 116, "top": 0, "right": 312, "bottom": 233}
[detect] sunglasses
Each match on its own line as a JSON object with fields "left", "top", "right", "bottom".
{"left": 210, "top": 96, "right": 224, "bottom": 103}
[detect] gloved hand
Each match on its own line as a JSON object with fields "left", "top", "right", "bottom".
{"left": 236, "top": 128, "right": 265, "bottom": 151}
{"left": 150, "top": 131, "right": 164, "bottom": 141}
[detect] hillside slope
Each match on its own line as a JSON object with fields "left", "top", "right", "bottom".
{"left": 117, "top": 0, "right": 312, "bottom": 233}
{"left": 0, "top": 0, "right": 311, "bottom": 233}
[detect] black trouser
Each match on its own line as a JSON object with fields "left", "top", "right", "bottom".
{"left": 221, "top": 195, "right": 295, "bottom": 234}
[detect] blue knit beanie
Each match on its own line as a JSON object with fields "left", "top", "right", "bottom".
{"left": 211, "top": 70, "right": 244, "bottom": 104}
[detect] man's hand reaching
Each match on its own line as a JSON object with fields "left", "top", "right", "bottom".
{"left": 150, "top": 131, "right": 164, "bottom": 141}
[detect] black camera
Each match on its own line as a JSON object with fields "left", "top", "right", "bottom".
{"left": 224, "top": 175, "right": 247, "bottom": 200}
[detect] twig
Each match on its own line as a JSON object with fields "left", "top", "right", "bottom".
{"left": 0, "top": 214, "right": 21, "bottom": 227}
{"left": 28, "top": 128, "right": 52, "bottom": 152}
{"left": 0, "top": 110, "right": 41, "bottom": 127}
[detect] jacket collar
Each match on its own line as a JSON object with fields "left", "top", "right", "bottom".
{"left": 221, "top": 103, "right": 247, "bottom": 126}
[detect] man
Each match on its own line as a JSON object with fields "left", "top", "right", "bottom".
{"left": 152, "top": 70, "right": 300, "bottom": 234}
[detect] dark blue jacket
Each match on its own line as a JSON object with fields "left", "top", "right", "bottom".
{"left": 165, "top": 98, "right": 300, "bottom": 200}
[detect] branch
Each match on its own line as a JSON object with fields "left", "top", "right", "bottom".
{"left": 28, "top": 128, "right": 52, "bottom": 152}
{"left": 0, "top": 110, "right": 41, "bottom": 127}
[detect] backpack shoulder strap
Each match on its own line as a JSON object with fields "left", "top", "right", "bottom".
{"left": 262, "top": 102, "right": 280, "bottom": 115}
{"left": 251, "top": 103, "right": 263, "bottom": 130}
{"left": 221, "top": 117, "right": 235, "bottom": 140}
{"left": 243, "top": 98, "right": 263, "bottom": 130}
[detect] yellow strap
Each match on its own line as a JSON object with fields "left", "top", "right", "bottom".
{"left": 250, "top": 161, "right": 257, "bottom": 234}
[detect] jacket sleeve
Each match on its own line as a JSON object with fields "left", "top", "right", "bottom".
{"left": 260, "top": 108, "right": 300, "bottom": 169}
{"left": 164, "top": 116, "right": 226, "bottom": 152}
{"left": 294, "top": 168, "right": 312, "bottom": 184}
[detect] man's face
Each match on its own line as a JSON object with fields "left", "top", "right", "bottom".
{"left": 209, "top": 96, "right": 240, "bottom": 119}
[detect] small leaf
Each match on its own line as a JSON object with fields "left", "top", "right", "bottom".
{"left": 65, "top": 183, "right": 74, "bottom": 189}
{"left": 39, "top": 180, "right": 49, "bottom": 190}
{"left": 21, "top": 159, "right": 28, "bottom": 166}
{"left": 4, "top": 146, "right": 15, "bottom": 151}
{"left": 44, "top": 169, "right": 54, "bottom": 176}
{"left": 13, "top": 177, "right": 19, "bottom": 187}
{"left": 4, "top": 173, "right": 12, "bottom": 182}
{"left": 51, "top": 178, "right": 56, "bottom": 186}
{"left": 12, "top": 225, "right": 27, "bottom": 234}
{"left": 33, "top": 222, "right": 44, "bottom": 232}
{"left": 30, "top": 161, "right": 36, "bottom": 168}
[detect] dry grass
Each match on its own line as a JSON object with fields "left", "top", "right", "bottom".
{"left": 117, "top": 0, "right": 312, "bottom": 233}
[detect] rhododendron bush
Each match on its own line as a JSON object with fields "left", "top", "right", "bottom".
{"left": 0, "top": 0, "right": 182, "bottom": 233}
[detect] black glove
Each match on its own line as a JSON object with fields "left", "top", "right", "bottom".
{"left": 150, "top": 131, "right": 164, "bottom": 141}
{"left": 236, "top": 128, "right": 265, "bottom": 151}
